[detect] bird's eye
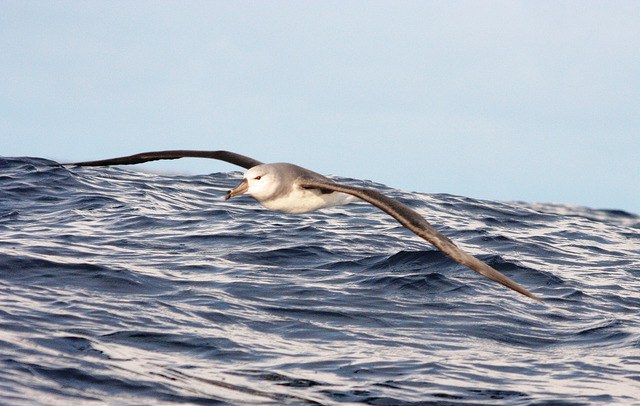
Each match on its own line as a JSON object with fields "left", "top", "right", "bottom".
{"left": 254, "top": 176, "right": 262, "bottom": 180}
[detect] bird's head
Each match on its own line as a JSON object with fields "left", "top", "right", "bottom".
{"left": 226, "top": 164, "right": 279, "bottom": 202}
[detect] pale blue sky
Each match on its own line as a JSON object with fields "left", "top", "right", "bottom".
{"left": 2, "top": 1, "right": 638, "bottom": 213}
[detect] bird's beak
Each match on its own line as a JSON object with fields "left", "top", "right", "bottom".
{"left": 225, "top": 178, "right": 249, "bottom": 200}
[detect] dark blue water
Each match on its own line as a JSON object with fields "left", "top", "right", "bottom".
{"left": 1, "top": 156, "right": 639, "bottom": 405}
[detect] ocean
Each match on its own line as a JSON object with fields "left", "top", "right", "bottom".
{"left": 1, "top": 156, "right": 639, "bottom": 405}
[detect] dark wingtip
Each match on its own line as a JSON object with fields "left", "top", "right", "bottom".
{"left": 515, "top": 288, "right": 543, "bottom": 303}
{"left": 526, "top": 291, "right": 544, "bottom": 304}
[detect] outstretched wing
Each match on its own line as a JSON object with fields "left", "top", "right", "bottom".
{"left": 67, "top": 150, "right": 262, "bottom": 170}
{"left": 299, "top": 179, "right": 541, "bottom": 302}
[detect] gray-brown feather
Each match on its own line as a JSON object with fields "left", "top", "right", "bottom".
{"left": 299, "top": 179, "right": 541, "bottom": 302}
{"left": 68, "top": 150, "right": 262, "bottom": 170}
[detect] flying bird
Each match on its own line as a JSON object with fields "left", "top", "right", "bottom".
{"left": 68, "top": 150, "right": 541, "bottom": 302}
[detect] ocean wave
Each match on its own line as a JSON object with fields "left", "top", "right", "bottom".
{"left": 1, "top": 157, "right": 639, "bottom": 404}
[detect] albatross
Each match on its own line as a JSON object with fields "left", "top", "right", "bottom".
{"left": 68, "top": 149, "right": 541, "bottom": 302}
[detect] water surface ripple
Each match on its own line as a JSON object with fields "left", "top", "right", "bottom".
{"left": 1, "top": 157, "right": 639, "bottom": 404}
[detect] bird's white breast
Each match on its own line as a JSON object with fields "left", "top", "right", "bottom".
{"left": 259, "top": 186, "right": 356, "bottom": 214}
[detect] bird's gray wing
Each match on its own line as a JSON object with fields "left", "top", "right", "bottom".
{"left": 299, "top": 178, "right": 541, "bottom": 302}
{"left": 66, "top": 150, "right": 262, "bottom": 170}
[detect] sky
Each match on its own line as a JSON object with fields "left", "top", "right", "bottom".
{"left": 1, "top": 1, "right": 639, "bottom": 213}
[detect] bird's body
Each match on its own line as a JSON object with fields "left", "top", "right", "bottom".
{"left": 260, "top": 186, "right": 356, "bottom": 214}
{"left": 68, "top": 150, "right": 542, "bottom": 302}
{"left": 231, "top": 163, "right": 357, "bottom": 214}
